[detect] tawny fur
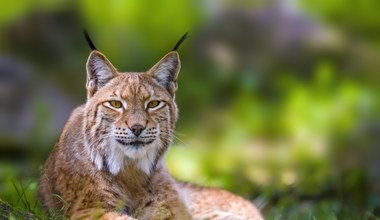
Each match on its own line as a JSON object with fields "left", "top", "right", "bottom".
{"left": 39, "top": 50, "right": 263, "bottom": 219}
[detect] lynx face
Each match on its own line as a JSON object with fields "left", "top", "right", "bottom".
{"left": 83, "top": 50, "right": 180, "bottom": 175}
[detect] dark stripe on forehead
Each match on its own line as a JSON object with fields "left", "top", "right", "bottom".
{"left": 136, "top": 85, "right": 142, "bottom": 96}
{"left": 111, "top": 91, "right": 117, "bottom": 97}
{"left": 112, "top": 73, "right": 173, "bottom": 102}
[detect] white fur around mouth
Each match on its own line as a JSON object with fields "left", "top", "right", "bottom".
{"left": 114, "top": 139, "right": 158, "bottom": 175}
{"left": 87, "top": 137, "right": 160, "bottom": 176}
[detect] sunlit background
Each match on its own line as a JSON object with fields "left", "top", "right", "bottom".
{"left": 1, "top": 0, "right": 380, "bottom": 218}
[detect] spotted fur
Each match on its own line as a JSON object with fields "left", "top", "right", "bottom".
{"left": 38, "top": 49, "right": 262, "bottom": 219}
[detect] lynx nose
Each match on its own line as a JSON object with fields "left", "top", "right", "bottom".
{"left": 130, "top": 124, "right": 145, "bottom": 137}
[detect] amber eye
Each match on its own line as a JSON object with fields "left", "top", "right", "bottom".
{"left": 109, "top": 100, "right": 122, "bottom": 108}
{"left": 147, "top": 100, "right": 160, "bottom": 109}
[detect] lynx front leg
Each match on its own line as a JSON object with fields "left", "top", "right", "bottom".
{"left": 146, "top": 165, "right": 192, "bottom": 219}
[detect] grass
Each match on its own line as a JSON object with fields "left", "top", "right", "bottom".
{"left": 1, "top": 180, "right": 377, "bottom": 220}
{"left": 0, "top": 161, "right": 378, "bottom": 219}
{"left": 0, "top": 175, "right": 67, "bottom": 220}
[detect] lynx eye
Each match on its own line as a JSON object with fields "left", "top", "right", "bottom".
{"left": 109, "top": 100, "right": 122, "bottom": 109}
{"left": 147, "top": 101, "right": 160, "bottom": 108}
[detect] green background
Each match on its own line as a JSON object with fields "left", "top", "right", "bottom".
{"left": 1, "top": 0, "right": 380, "bottom": 219}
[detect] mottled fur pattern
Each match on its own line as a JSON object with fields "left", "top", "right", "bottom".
{"left": 38, "top": 48, "right": 262, "bottom": 219}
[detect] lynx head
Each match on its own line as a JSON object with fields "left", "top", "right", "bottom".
{"left": 83, "top": 49, "right": 181, "bottom": 176}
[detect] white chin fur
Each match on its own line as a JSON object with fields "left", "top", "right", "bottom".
{"left": 89, "top": 139, "right": 160, "bottom": 175}
{"left": 105, "top": 140, "right": 158, "bottom": 175}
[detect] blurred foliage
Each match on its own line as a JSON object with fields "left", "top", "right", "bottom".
{"left": 0, "top": 0, "right": 380, "bottom": 219}
{"left": 298, "top": 0, "right": 380, "bottom": 40}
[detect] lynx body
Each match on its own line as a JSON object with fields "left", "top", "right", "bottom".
{"left": 39, "top": 45, "right": 262, "bottom": 219}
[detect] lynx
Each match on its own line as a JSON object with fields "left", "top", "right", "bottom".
{"left": 38, "top": 33, "right": 263, "bottom": 220}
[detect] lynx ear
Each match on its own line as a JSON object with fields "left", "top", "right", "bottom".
{"left": 148, "top": 51, "right": 180, "bottom": 96}
{"left": 86, "top": 51, "right": 118, "bottom": 98}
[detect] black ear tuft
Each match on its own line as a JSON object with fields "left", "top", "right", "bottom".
{"left": 172, "top": 32, "right": 189, "bottom": 51}
{"left": 84, "top": 29, "right": 97, "bottom": 51}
